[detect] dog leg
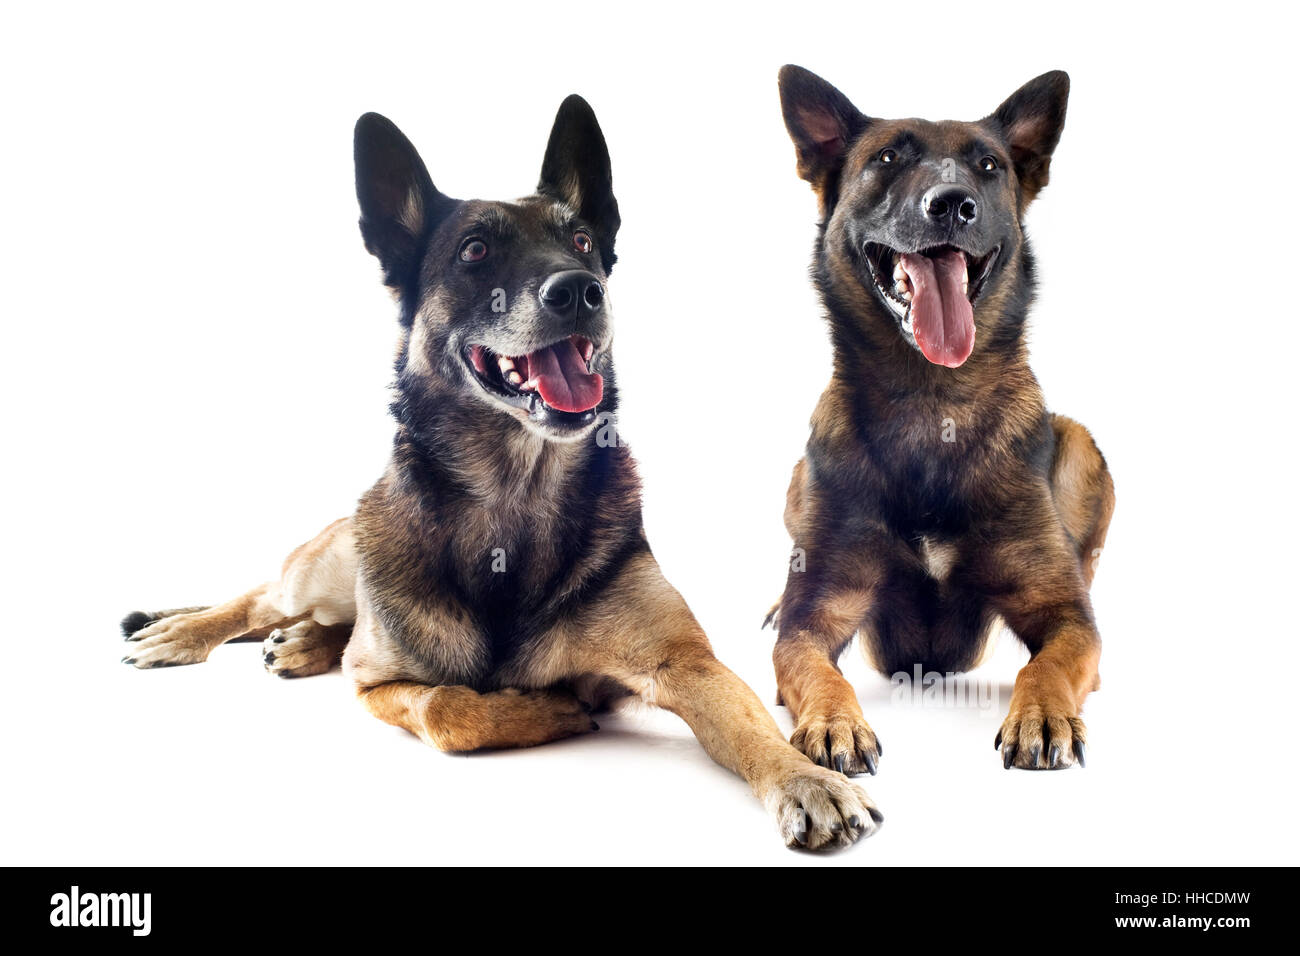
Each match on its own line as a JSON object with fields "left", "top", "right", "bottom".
{"left": 651, "top": 644, "right": 881, "bottom": 849}
{"left": 563, "top": 550, "right": 882, "bottom": 850}
{"left": 122, "top": 583, "right": 300, "bottom": 668}
{"left": 357, "top": 682, "right": 598, "bottom": 751}
{"left": 263, "top": 621, "right": 352, "bottom": 678}
{"left": 1049, "top": 414, "right": 1115, "bottom": 587}
{"left": 123, "top": 516, "right": 357, "bottom": 669}
{"left": 770, "top": 530, "right": 893, "bottom": 776}
{"left": 975, "top": 491, "right": 1102, "bottom": 770}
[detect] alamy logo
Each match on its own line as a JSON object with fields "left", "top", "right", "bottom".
{"left": 49, "top": 886, "right": 151, "bottom": 937}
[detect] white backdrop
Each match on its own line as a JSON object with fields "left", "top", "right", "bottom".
{"left": 2, "top": 1, "right": 1296, "bottom": 866}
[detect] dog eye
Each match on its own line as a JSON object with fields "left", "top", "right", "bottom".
{"left": 459, "top": 239, "right": 488, "bottom": 262}
{"left": 573, "top": 231, "right": 593, "bottom": 254}
{"left": 878, "top": 148, "right": 898, "bottom": 164}
{"left": 979, "top": 156, "right": 998, "bottom": 172}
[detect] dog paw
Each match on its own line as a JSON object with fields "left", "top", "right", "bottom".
{"left": 120, "top": 614, "right": 209, "bottom": 668}
{"left": 510, "top": 688, "right": 600, "bottom": 741}
{"left": 765, "top": 763, "right": 883, "bottom": 850}
{"left": 995, "top": 703, "right": 1086, "bottom": 770}
{"left": 262, "top": 621, "right": 346, "bottom": 678}
{"left": 790, "top": 710, "right": 882, "bottom": 776}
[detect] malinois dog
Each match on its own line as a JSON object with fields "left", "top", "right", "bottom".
{"left": 766, "top": 67, "right": 1114, "bottom": 774}
{"left": 121, "top": 96, "right": 881, "bottom": 849}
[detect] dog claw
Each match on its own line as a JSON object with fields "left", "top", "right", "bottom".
{"left": 863, "top": 751, "right": 878, "bottom": 776}
{"left": 1002, "top": 745, "right": 1016, "bottom": 769}
{"left": 1073, "top": 740, "right": 1086, "bottom": 768}
{"left": 994, "top": 730, "right": 1002, "bottom": 751}
{"left": 834, "top": 754, "right": 846, "bottom": 774}
{"left": 1030, "top": 744, "right": 1041, "bottom": 767}
{"left": 1049, "top": 745, "right": 1061, "bottom": 768}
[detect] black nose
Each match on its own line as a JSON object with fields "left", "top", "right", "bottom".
{"left": 539, "top": 270, "right": 605, "bottom": 317}
{"left": 922, "top": 185, "right": 978, "bottom": 225}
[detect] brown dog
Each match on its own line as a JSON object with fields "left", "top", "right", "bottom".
{"left": 766, "top": 67, "right": 1114, "bottom": 774}
{"left": 121, "top": 96, "right": 882, "bottom": 850}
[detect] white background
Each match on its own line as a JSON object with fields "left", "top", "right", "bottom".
{"left": 2, "top": 1, "right": 1296, "bottom": 866}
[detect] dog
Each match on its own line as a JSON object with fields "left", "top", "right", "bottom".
{"left": 765, "top": 67, "right": 1114, "bottom": 774}
{"left": 121, "top": 95, "right": 882, "bottom": 849}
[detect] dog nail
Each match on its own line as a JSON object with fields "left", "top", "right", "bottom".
{"left": 1073, "top": 741, "right": 1086, "bottom": 768}
{"left": 834, "top": 754, "right": 846, "bottom": 773}
{"left": 1049, "top": 745, "right": 1061, "bottom": 768}
{"left": 1003, "top": 746, "right": 1016, "bottom": 770}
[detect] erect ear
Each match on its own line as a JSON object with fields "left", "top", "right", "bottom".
{"left": 987, "top": 71, "right": 1070, "bottom": 203}
{"left": 778, "top": 65, "right": 869, "bottom": 193}
{"left": 354, "top": 113, "right": 455, "bottom": 290}
{"left": 538, "top": 94, "right": 621, "bottom": 269}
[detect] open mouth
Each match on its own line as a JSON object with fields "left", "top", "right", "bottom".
{"left": 464, "top": 334, "right": 604, "bottom": 428}
{"left": 863, "top": 242, "right": 1000, "bottom": 368}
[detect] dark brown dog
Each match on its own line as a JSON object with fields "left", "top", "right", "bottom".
{"left": 766, "top": 67, "right": 1114, "bottom": 774}
{"left": 121, "top": 96, "right": 882, "bottom": 850}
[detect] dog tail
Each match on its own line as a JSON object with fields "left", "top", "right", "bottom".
{"left": 120, "top": 607, "right": 210, "bottom": 639}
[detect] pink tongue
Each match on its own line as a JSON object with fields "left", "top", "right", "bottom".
{"left": 523, "top": 338, "right": 604, "bottom": 413}
{"left": 900, "top": 250, "right": 974, "bottom": 368}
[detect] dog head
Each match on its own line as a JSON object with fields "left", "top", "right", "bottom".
{"left": 355, "top": 96, "right": 620, "bottom": 440}
{"left": 778, "top": 66, "right": 1069, "bottom": 368}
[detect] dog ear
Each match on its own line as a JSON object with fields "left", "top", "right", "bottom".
{"left": 987, "top": 71, "right": 1070, "bottom": 203}
{"left": 538, "top": 95, "right": 621, "bottom": 270}
{"left": 354, "top": 113, "right": 455, "bottom": 290}
{"left": 778, "top": 65, "right": 869, "bottom": 193}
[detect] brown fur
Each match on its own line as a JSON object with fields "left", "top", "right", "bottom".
{"left": 769, "top": 66, "right": 1114, "bottom": 773}
{"left": 122, "top": 97, "right": 885, "bottom": 849}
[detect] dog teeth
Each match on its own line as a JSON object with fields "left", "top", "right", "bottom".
{"left": 495, "top": 355, "right": 525, "bottom": 386}
{"left": 519, "top": 378, "right": 539, "bottom": 392}
{"left": 962, "top": 269, "right": 969, "bottom": 295}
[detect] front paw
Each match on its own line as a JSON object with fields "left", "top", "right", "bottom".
{"left": 995, "top": 690, "right": 1087, "bottom": 770}
{"left": 790, "top": 709, "right": 882, "bottom": 776}
{"left": 764, "top": 763, "right": 883, "bottom": 850}
{"left": 499, "top": 688, "right": 600, "bottom": 744}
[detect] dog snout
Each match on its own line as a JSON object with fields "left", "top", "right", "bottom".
{"left": 539, "top": 270, "right": 605, "bottom": 318}
{"left": 922, "top": 185, "right": 978, "bottom": 226}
